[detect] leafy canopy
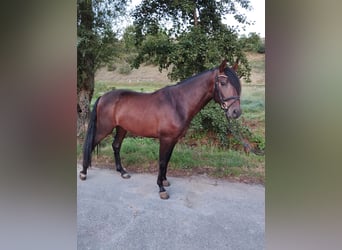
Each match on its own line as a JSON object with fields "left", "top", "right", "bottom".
{"left": 131, "top": 0, "right": 253, "bottom": 81}
{"left": 77, "top": 0, "right": 128, "bottom": 90}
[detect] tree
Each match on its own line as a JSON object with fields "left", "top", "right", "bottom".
{"left": 122, "top": 25, "right": 138, "bottom": 54}
{"left": 132, "top": 0, "right": 252, "bottom": 81}
{"left": 130, "top": 0, "right": 256, "bottom": 150}
{"left": 77, "top": 0, "right": 128, "bottom": 135}
{"left": 239, "top": 32, "right": 265, "bottom": 53}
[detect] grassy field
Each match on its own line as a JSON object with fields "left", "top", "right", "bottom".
{"left": 77, "top": 53, "right": 265, "bottom": 183}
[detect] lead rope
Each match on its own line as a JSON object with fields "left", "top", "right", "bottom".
{"left": 226, "top": 118, "right": 265, "bottom": 155}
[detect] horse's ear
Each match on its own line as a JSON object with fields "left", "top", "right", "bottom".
{"left": 219, "top": 59, "right": 227, "bottom": 72}
{"left": 232, "top": 58, "right": 239, "bottom": 72}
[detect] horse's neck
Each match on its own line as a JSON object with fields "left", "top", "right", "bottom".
{"left": 175, "top": 70, "right": 215, "bottom": 118}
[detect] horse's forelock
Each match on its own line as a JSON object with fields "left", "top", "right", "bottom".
{"left": 224, "top": 67, "right": 241, "bottom": 95}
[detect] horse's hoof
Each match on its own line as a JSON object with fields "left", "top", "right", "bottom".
{"left": 159, "top": 191, "right": 169, "bottom": 200}
{"left": 79, "top": 172, "right": 87, "bottom": 180}
{"left": 162, "top": 180, "right": 170, "bottom": 187}
{"left": 121, "top": 173, "right": 131, "bottom": 179}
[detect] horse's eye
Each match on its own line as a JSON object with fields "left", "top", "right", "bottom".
{"left": 220, "top": 81, "right": 227, "bottom": 86}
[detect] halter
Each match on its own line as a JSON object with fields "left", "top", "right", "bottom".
{"left": 214, "top": 74, "right": 240, "bottom": 112}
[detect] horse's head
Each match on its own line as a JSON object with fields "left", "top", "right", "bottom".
{"left": 213, "top": 59, "right": 242, "bottom": 119}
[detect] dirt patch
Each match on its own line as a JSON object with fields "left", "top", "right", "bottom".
{"left": 95, "top": 64, "right": 173, "bottom": 85}
{"left": 95, "top": 53, "right": 265, "bottom": 87}
{"left": 243, "top": 52, "right": 265, "bottom": 85}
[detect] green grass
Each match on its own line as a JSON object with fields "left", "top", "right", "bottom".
{"left": 240, "top": 86, "right": 265, "bottom": 125}
{"left": 77, "top": 137, "right": 264, "bottom": 182}
{"left": 121, "top": 137, "right": 159, "bottom": 165}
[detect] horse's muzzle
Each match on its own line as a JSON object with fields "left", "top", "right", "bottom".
{"left": 226, "top": 107, "right": 242, "bottom": 119}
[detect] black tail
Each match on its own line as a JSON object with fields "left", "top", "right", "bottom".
{"left": 83, "top": 97, "right": 101, "bottom": 168}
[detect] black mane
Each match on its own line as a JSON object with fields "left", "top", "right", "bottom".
{"left": 165, "top": 66, "right": 241, "bottom": 95}
{"left": 175, "top": 69, "right": 214, "bottom": 86}
{"left": 224, "top": 67, "right": 241, "bottom": 95}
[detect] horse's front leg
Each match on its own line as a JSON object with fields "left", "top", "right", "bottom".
{"left": 158, "top": 139, "right": 176, "bottom": 199}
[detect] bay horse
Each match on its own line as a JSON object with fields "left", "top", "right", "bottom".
{"left": 80, "top": 59, "right": 242, "bottom": 199}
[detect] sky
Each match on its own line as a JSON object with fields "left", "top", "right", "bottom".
{"left": 223, "top": 0, "right": 265, "bottom": 37}
{"left": 126, "top": 0, "right": 265, "bottom": 37}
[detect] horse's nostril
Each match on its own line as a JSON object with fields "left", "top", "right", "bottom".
{"left": 233, "top": 108, "right": 241, "bottom": 118}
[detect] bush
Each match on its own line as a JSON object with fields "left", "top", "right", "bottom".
{"left": 190, "top": 101, "right": 264, "bottom": 150}
{"left": 190, "top": 101, "right": 230, "bottom": 147}
{"left": 107, "top": 62, "right": 116, "bottom": 71}
{"left": 118, "top": 63, "right": 132, "bottom": 75}
{"left": 257, "top": 43, "right": 265, "bottom": 54}
{"left": 240, "top": 32, "right": 265, "bottom": 53}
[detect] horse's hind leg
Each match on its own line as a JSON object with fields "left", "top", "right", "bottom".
{"left": 80, "top": 131, "right": 110, "bottom": 180}
{"left": 81, "top": 107, "right": 115, "bottom": 180}
{"left": 157, "top": 138, "right": 176, "bottom": 199}
{"left": 112, "top": 126, "right": 130, "bottom": 179}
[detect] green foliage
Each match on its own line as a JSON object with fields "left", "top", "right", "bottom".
{"left": 190, "top": 101, "right": 265, "bottom": 151}
{"left": 131, "top": 0, "right": 253, "bottom": 82}
{"left": 190, "top": 101, "right": 230, "bottom": 147}
{"left": 132, "top": 30, "right": 172, "bottom": 71}
{"left": 170, "top": 26, "right": 251, "bottom": 81}
{"left": 168, "top": 27, "right": 208, "bottom": 80}
{"left": 250, "top": 133, "right": 265, "bottom": 151}
{"left": 122, "top": 25, "right": 138, "bottom": 53}
{"left": 133, "top": 0, "right": 252, "bottom": 37}
{"left": 77, "top": 0, "right": 128, "bottom": 90}
{"left": 107, "top": 62, "right": 116, "bottom": 71}
{"left": 131, "top": 25, "right": 251, "bottom": 82}
{"left": 77, "top": 136, "right": 264, "bottom": 182}
{"left": 239, "top": 32, "right": 265, "bottom": 53}
{"left": 117, "top": 62, "right": 132, "bottom": 75}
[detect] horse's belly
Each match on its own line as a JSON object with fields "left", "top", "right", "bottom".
{"left": 126, "top": 124, "right": 159, "bottom": 138}
{"left": 117, "top": 114, "right": 160, "bottom": 138}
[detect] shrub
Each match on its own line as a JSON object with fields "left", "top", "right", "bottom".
{"left": 107, "top": 62, "right": 116, "bottom": 71}
{"left": 118, "top": 63, "right": 132, "bottom": 75}
{"left": 190, "top": 101, "right": 230, "bottom": 147}
{"left": 240, "top": 32, "right": 265, "bottom": 53}
{"left": 257, "top": 42, "right": 265, "bottom": 54}
{"left": 190, "top": 101, "right": 264, "bottom": 151}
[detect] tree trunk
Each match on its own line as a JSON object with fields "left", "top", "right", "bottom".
{"left": 77, "top": 67, "right": 94, "bottom": 137}
{"left": 77, "top": 0, "right": 95, "bottom": 137}
{"left": 77, "top": 89, "right": 93, "bottom": 137}
{"left": 194, "top": 7, "right": 198, "bottom": 26}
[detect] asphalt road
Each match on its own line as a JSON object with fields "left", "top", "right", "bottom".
{"left": 77, "top": 165, "right": 265, "bottom": 250}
